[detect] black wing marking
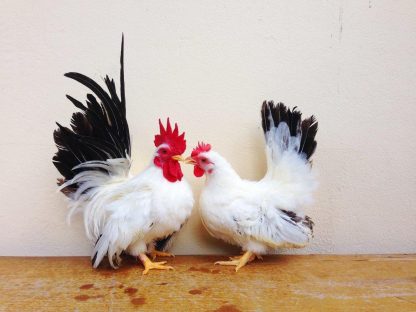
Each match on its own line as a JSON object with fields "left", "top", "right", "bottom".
{"left": 154, "top": 222, "right": 186, "bottom": 252}
{"left": 154, "top": 234, "right": 175, "bottom": 252}
{"left": 280, "top": 209, "right": 314, "bottom": 234}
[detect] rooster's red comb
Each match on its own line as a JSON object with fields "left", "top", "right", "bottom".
{"left": 191, "top": 142, "right": 211, "bottom": 157}
{"left": 154, "top": 118, "right": 186, "bottom": 155}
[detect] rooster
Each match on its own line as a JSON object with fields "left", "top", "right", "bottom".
{"left": 187, "top": 102, "right": 317, "bottom": 271}
{"left": 53, "top": 37, "right": 194, "bottom": 274}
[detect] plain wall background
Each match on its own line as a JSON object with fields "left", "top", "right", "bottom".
{"left": 1, "top": 0, "right": 415, "bottom": 256}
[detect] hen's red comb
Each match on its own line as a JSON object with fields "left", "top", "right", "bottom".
{"left": 154, "top": 118, "right": 186, "bottom": 155}
{"left": 191, "top": 142, "right": 211, "bottom": 157}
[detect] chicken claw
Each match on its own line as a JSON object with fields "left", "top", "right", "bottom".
{"left": 229, "top": 253, "right": 262, "bottom": 262}
{"left": 138, "top": 254, "right": 173, "bottom": 275}
{"left": 215, "top": 251, "right": 254, "bottom": 272}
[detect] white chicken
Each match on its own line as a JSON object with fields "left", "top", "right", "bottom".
{"left": 53, "top": 37, "right": 194, "bottom": 274}
{"left": 187, "top": 102, "right": 318, "bottom": 271}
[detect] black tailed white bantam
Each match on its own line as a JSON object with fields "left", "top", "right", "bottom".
{"left": 187, "top": 102, "right": 317, "bottom": 271}
{"left": 53, "top": 37, "right": 194, "bottom": 274}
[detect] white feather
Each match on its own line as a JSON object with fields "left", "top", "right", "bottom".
{"left": 198, "top": 122, "right": 317, "bottom": 255}
{"left": 63, "top": 158, "right": 194, "bottom": 268}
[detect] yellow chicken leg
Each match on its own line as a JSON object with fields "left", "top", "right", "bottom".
{"left": 138, "top": 254, "right": 173, "bottom": 275}
{"left": 149, "top": 250, "right": 175, "bottom": 260}
{"left": 215, "top": 251, "right": 254, "bottom": 272}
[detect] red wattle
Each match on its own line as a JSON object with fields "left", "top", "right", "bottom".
{"left": 193, "top": 165, "right": 205, "bottom": 177}
{"left": 154, "top": 157, "right": 162, "bottom": 168}
{"left": 162, "top": 159, "right": 183, "bottom": 182}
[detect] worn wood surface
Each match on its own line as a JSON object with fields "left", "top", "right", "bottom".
{"left": 0, "top": 255, "right": 415, "bottom": 311}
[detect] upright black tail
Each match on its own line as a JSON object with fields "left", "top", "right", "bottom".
{"left": 261, "top": 101, "right": 318, "bottom": 160}
{"left": 53, "top": 36, "right": 131, "bottom": 193}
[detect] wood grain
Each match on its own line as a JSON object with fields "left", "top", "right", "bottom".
{"left": 0, "top": 255, "right": 415, "bottom": 311}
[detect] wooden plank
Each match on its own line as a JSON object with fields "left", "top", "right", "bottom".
{"left": 0, "top": 255, "right": 415, "bottom": 311}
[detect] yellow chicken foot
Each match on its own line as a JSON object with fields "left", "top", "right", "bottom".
{"left": 138, "top": 254, "right": 173, "bottom": 275}
{"left": 215, "top": 251, "right": 254, "bottom": 272}
{"left": 149, "top": 250, "right": 175, "bottom": 260}
{"left": 229, "top": 253, "right": 262, "bottom": 262}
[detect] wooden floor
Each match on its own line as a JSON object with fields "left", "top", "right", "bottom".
{"left": 0, "top": 255, "right": 415, "bottom": 311}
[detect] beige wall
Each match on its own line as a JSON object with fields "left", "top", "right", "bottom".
{"left": 1, "top": 1, "right": 415, "bottom": 256}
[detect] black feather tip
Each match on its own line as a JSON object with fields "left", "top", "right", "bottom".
{"left": 53, "top": 36, "right": 131, "bottom": 196}
{"left": 261, "top": 101, "right": 318, "bottom": 160}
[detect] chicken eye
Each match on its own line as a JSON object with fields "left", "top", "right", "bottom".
{"left": 200, "top": 158, "right": 207, "bottom": 163}
{"left": 160, "top": 149, "right": 167, "bottom": 154}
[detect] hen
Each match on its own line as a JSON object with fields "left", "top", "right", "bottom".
{"left": 187, "top": 101, "right": 317, "bottom": 271}
{"left": 53, "top": 37, "right": 193, "bottom": 274}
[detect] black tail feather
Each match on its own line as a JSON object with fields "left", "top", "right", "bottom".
{"left": 261, "top": 101, "right": 318, "bottom": 160}
{"left": 120, "top": 36, "right": 126, "bottom": 115}
{"left": 300, "top": 116, "right": 318, "bottom": 160}
{"left": 53, "top": 36, "right": 131, "bottom": 192}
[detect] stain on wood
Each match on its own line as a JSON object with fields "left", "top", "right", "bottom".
{"left": 74, "top": 294, "right": 90, "bottom": 301}
{"left": 189, "top": 289, "right": 203, "bottom": 295}
{"left": 213, "top": 304, "right": 241, "bottom": 312}
{"left": 79, "top": 283, "right": 94, "bottom": 290}
{"left": 124, "top": 287, "right": 138, "bottom": 296}
{"left": 188, "top": 266, "right": 211, "bottom": 273}
{"left": 74, "top": 294, "right": 103, "bottom": 301}
{"left": 131, "top": 297, "right": 146, "bottom": 306}
{"left": 0, "top": 255, "right": 415, "bottom": 311}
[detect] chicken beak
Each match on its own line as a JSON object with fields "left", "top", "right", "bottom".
{"left": 184, "top": 156, "right": 196, "bottom": 165}
{"left": 172, "top": 155, "right": 185, "bottom": 162}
